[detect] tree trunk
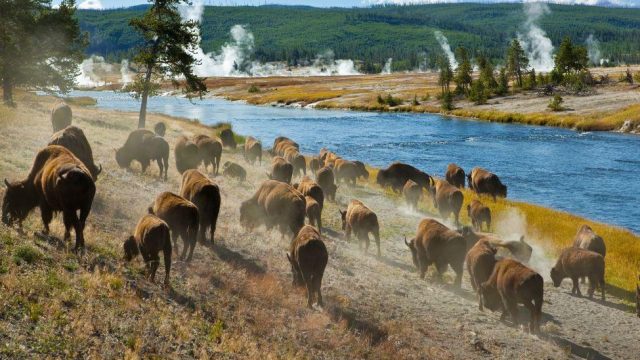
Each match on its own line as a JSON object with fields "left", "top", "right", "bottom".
{"left": 137, "top": 64, "right": 154, "bottom": 129}
{"left": 2, "top": 71, "right": 13, "bottom": 105}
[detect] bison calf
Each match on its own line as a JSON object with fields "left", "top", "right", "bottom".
{"left": 467, "top": 199, "right": 491, "bottom": 231}
{"left": 316, "top": 166, "right": 337, "bottom": 201}
{"left": 222, "top": 161, "right": 247, "bottom": 182}
{"left": 402, "top": 180, "right": 422, "bottom": 210}
{"left": 124, "top": 214, "right": 172, "bottom": 286}
{"left": 243, "top": 136, "right": 262, "bottom": 165}
{"left": 340, "top": 200, "right": 381, "bottom": 257}
{"left": 193, "top": 135, "right": 223, "bottom": 175}
{"left": 480, "top": 258, "right": 543, "bottom": 333}
{"left": 551, "top": 247, "right": 605, "bottom": 301}
{"left": 287, "top": 225, "right": 328, "bottom": 308}
{"left": 180, "top": 170, "right": 221, "bottom": 244}
{"left": 149, "top": 192, "right": 199, "bottom": 262}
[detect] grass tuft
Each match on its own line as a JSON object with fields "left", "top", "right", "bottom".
{"left": 13, "top": 245, "right": 42, "bottom": 265}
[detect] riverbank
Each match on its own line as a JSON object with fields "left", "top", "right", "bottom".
{"left": 195, "top": 67, "right": 640, "bottom": 134}
{"left": 1, "top": 91, "right": 639, "bottom": 357}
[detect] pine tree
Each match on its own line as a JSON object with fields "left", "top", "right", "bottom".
{"left": 496, "top": 67, "right": 509, "bottom": 96}
{"left": 437, "top": 55, "right": 453, "bottom": 95}
{"left": 506, "top": 39, "right": 529, "bottom": 88}
{"left": 126, "top": 0, "right": 207, "bottom": 128}
{"left": 476, "top": 54, "right": 497, "bottom": 91}
{"left": 454, "top": 46, "right": 472, "bottom": 95}
{"left": 554, "top": 37, "right": 589, "bottom": 77}
{"left": 0, "top": 0, "right": 86, "bottom": 105}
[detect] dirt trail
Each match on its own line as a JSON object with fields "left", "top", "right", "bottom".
{"left": 1, "top": 96, "right": 638, "bottom": 358}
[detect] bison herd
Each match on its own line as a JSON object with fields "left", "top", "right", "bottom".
{"left": 0, "top": 102, "right": 623, "bottom": 325}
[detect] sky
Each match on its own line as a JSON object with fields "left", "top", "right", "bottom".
{"left": 64, "top": 0, "right": 640, "bottom": 10}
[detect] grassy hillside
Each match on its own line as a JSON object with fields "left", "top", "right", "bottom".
{"left": 78, "top": 4, "right": 640, "bottom": 70}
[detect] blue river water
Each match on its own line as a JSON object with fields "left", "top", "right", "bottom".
{"left": 70, "top": 90, "right": 640, "bottom": 233}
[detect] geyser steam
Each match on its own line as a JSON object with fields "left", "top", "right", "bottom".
{"left": 434, "top": 31, "right": 458, "bottom": 69}
{"left": 517, "top": 2, "right": 554, "bottom": 72}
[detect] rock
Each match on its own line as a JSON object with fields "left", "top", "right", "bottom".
{"left": 619, "top": 120, "right": 634, "bottom": 133}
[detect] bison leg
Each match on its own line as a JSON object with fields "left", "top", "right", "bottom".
{"left": 157, "top": 159, "right": 164, "bottom": 180}
{"left": 171, "top": 232, "right": 180, "bottom": 257}
{"left": 344, "top": 224, "right": 351, "bottom": 242}
{"left": 148, "top": 255, "right": 159, "bottom": 283}
{"left": 571, "top": 276, "right": 582, "bottom": 296}
{"left": 504, "top": 296, "right": 519, "bottom": 327}
{"left": 523, "top": 300, "right": 537, "bottom": 333}
{"left": 304, "top": 274, "right": 314, "bottom": 308}
{"left": 373, "top": 228, "right": 381, "bottom": 258}
{"left": 163, "top": 156, "right": 169, "bottom": 181}
{"left": 451, "top": 262, "right": 463, "bottom": 288}
{"left": 40, "top": 203, "right": 53, "bottom": 235}
{"left": 62, "top": 209, "right": 74, "bottom": 241}
{"left": 314, "top": 272, "right": 324, "bottom": 307}
{"left": 587, "top": 275, "right": 597, "bottom": 299}
{"left": 163, "top": 239, "right": 172, "bottom": 287}
{"left": 417, "top": 252, "right": 429, "bottom": 280}
{"left": 140, "top": 158, "right": 150, "bottom": 174}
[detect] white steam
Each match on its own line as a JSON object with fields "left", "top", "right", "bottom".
{"left": 381, "top": 58, "right": 393, "bottom": 74}
{"left": 517, "top": 2, "right": 555, "bottom": 71}
{"left": 77, "top": 0, "right": 103, "bottom": 10}
{"left": 494, "top": 208, "right": 555, "bottom": 281}
{"left": 120, "top": 59, "right": 132, "bottom": 87}
{"left": 434, "top": 31, "right": 458, "bottom": 69}
{"left": 307, "top": 50, "right": 361, "bottom": 76}
{"left": 76, "top": 55, "right": 112, "bottom": 88}
{"left": 585, "top": 34, "right": 601, "bottom": 65}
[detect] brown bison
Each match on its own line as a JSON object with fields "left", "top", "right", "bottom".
{"left": 240, "top": 180, "right": 306, "bottom": 238}
{"left": 193, "top": 134, "right": 223, "bottom": 175}
{"left": 466, "top": 239, "right": 498, "bottom": 310}
{"left": 316, "top": 166, "right": 337, "bottom": 201}
{"left": 467, "top": 167, "right": 507, "bottom": 200}
{"left": 467, "top": 199, "right": 491, "bottom": 231}
{"left": 551, "top": 247, "right": 605, "bottom": 301}
{"left": 154, "top": 122, "right": 166, "bottom": 137}
{"left": 243, "top": 136, "right": 262, "bottom": 165}
{"left": 403, "top": 180, "right": 422, "bottom": 210}
{"left": 284, "top": 147, "right": 307, "bottom": 177}
{"left": 445, "top": 163, "right": 465, "bottom": 188}
{"left": 174, "top": 136, "right": 200, "bottom": 175}
{"left": 573, "top": 224, "right": 606, "bottom": 258}
{"left": 304, "top": 196, "right": 322, "bottom": 232}
{"left": 287, "top": 225, "right": 328, "bottom": 308}
{"left": 180, "top": 169, "right": 221, "bottom": 244}
{"left": 339, "top": 200, "right": 381, "bottom": 257}
{"left": 497, "top": 236, "right": 533, "bottom": 264}
{"left": 219, "top": 128, "right": 237, "bottom": 149}
{"left": 480, "top": 258, "right": 543, "bottom": 333}
{"left": 222, "top": 161, "right": 247, "bottom": 182}
{"left": 404, "top": 219, "right": 465, "bottom": 287}
{"left": 149, "top": 192, "right": 199, "bottom": 262}
{"left": 124, "top": 214, "right": 172, "bottom": 286}
{"left": 295, "top": 176, "right": 324, "bottom": 231}
{"left": 272, "top": 136, "right": 299, "bottom": 156}
{"left": 268, "top": 156, "right": 293, "bottom": 184}
{"left": 319, "top": 148, "right": 340, "bottom": 166}
{"left": 2, "top": 146, "right": 95, "bottom": 251}
{"left": 376, "top": 162, "right": 432, "bottom": 193}
{"left": 430, "top": 180, "right": 463, "bottom": 226}
{"left": 334, "top": 159, "right": 368, "bottom": 186}
{"left": 308, "top": 156, "right": 323, "bottom": 175}
{"left": 116, "top": 129, "right": 169, "bottom": 180}
{"left": 49, "top": 126, "right": 102, "bottom": 180}
{"left": 51, "top": 102, "right": 72, "bottom": 132}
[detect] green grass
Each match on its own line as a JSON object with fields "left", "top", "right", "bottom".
{"left": 13, "top": 245, "right": 42, "bottom": 265}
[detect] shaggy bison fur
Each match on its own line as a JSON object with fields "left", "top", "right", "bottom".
{"left": 445, "top": 163, "right": 465, "bottom": 188}
{"left": 376, "top": 162, "right": 432, "bottom": 193}
{"left": 465, "top": 239, "right": 498, "bottom": 310}
{"left": 402, "top": 180, "right": 422, "bottom": 210}
{"left": 243, "top": 136, "right": 262, "bottom": 165}
{"left": 467, "top": 199, "right": 491, "bottom": 231}
{"left": 287, "top": 225, "right": 328, "bottom": 308}
{"left": 430, "top": 180, "right": 464, "bottom": 226}
{"left": 116, "top": 129, "right": 169, "bottom": 180}
{"left": 268, "top": 156, "right": 294, "bottom": 184}
{"left": 51, "top": 102, "right": 72, "bottom": 132}
{"left": 219, "top": 128, "right": 237, "bottom": 149}
{"left": 222, "top": 161, "right": 247, "bottom": 182}
{"left": 467, "top": 167, "right": 507, "bottom": 200}
{"left": 316, "top": 166, "right": 337, "bottom": 201}
{"left": 340, "top": 199, "right": 381, "bottom": 257}
{"left": 49, "top": 126, "right": 102, "bottom": 180}
{"left": 193, "top": 134, "right": 222, "bottom": 175}
{"left": 149, "top": 192, "right": 200, "bottom": 262}
{"left": 180, "top": 169, "right": 221, "bottom": 244}
{"left": 551, "top": 247, "right": 605, "bottom": 301}
{"left": 174, "top": 136, "right": 200, "bottom": 175}
{"left": 2, "top": 145, "right": 95, "bottom": 251}
{"left": 124, "top": 214, "right": 172, "bottom": 286}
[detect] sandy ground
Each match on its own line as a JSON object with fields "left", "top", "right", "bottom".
{"left": 1, "top": 95, "right": 639, "bottom": 358}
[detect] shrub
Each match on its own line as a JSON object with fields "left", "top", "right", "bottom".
{"left": 248, "top": 84, "right": 260, "bottom": 93}
{"left": 377, "top": 93, "right": 403, "bottom": 106}
{"left": 441, "top": 91, "right": 454, "bottom": 111}
{"left": 548, "top": 95, "right": 565, "bottom": 112}
{"left": 421, "top": 93, "right": 431, "bottom": 101}
{"left": 412, "top": 95, "right": 420, "bottom": 106}
{"left": 469, "top": 81, "right": 489, "bottom": 105}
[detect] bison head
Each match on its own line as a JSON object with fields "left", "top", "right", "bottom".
{"left": 286, "top": 252, "right": 303, "bottom": 286}
{"left": 479, "top": 282, "right": 501, "bottom": 312}
{"left": 550, "top": 267, "right": 563, "bottom": 287}
{"left": 123, "top": 235, "right": 139, "bottom": 261}
{"left": 497, "top": 183, "right": 507, "bottom": 198}
{"left": 115, "top": 148, "right": 131, "bottom": 168}
{"left": 2, "top": 179, "right": 37, "bottom": 226}
{"left": 404, "top": 237, "right": 418, "bottom": 268}
{"left": 375, "top": 170, "right": 387, "bottom": 187}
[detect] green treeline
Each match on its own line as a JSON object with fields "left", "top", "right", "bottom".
{"left": 78, "top": 3, "right": 640, "bottom": 70}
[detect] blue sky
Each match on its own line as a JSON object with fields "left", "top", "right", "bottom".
{"left": 66, "top": 0, "right": 640, "bottom": 10}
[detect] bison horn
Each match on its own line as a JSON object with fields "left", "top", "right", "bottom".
{"left": 4, "top": 179, "right": 9, "bottom": 187}
{"left": 519, "top": 236, "right": 525, "bottom": 243}
{"left": 96, "top": 164, "right": 103, "bottom": 176}
{"left": 404, "top": 236, "right": 410, "bottom": 247}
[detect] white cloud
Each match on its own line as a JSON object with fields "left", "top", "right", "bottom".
{"left": 365, "top": 0, "right": 638, "bottom": 6}
{"left": 78, "top": 0, "right": 103, "bottom": 10}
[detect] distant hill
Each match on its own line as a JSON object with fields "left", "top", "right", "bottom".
{"left": 78, "top": 3, "right": 640, "bottom": 70}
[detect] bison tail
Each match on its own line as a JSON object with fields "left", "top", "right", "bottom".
{"left": 148, "top": 206, "right": 155, "bottom": 215}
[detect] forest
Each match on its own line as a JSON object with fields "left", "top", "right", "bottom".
{"left": 78, "top": 3, "right": 640, "bottom": 71}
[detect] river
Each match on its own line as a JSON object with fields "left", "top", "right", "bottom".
{"left": 69, "top": 90, "right": 640, "bottom": 233}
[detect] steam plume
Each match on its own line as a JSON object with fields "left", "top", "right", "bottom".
{"left": 381, "top": 58, "right": 393, "bottom": 74}
{"left": 517, "top": 2, "right": 554, "bottom": 71}
{"left": 76, "top": 55, "right": 112, "bottom": 88}
{"left": 585, "top": 34, "right": 601, "bottom": 65}
{"left": 434, "top": 31, "right": 458, "bottom": 69}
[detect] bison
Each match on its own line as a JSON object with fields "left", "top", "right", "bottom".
{"left": 49, "top": 126, "right": 102, "bottom": 180}
{"left": 403, "top": 180, "right": 422, "bottom": 210}
{"left": 284, "top": 147, "right": 307, "bottom": 177}
{"left": 319, "top": 148, "right": 339, "bottom": 166}
{"left": 334, "top": 159, "right": 368, "bottom": 186}
{"left": 404, "top": 219, "right": 465, "bottom": 287}
{"left": 316, "top": 166, "right": 337, "bottom": 201}
{"left": 51, "top": 102, "right": 72, "bottom": 132}
{"left": 467, "top": 199, "right": 491, "bottom": 231}
{"left": 573, "top": 224, "right": 606, "bottom": 258}
{"left": 154, "top": 122, "right": 166, "bottom": 137}
{"left": 222, "top": 161, "right": 247, "bottom": 182}
{"left": 240, "top": 180, "right": 306, "bottom": 238}
{"left": 149, "top": 192, "right": 200, "bottom": 262}
{"left": 495, "top": 236, "right": 532, "bottom": 264}
{"left": 116, "top": 129, "right": 169, "bottom": 180}
{"left": 2, "top": 145, "right": 95, "bottom": 251}
{"left": 304, "top": 196, "right": 322, "bottom": 232}
{"left": 180, "top": 169, "right": 221, "bottom": 244}
{"left": 219, "top": 128, "right": 237, "bottom": 149}
{"left": 445, "top": 163, "right": 465, "bottom": 188}
{"left": 466, "top": 239, "right": 498, "bottom": 310}
{"left": 193, "top": 134, "right": 223, "bottom": 175}
{"left": 124, "top": 214, "right": 172, "bottom": 286}
{"left": 308, "top": 156, "right": 323, "bottom": 175}
{"left": 480, "top": 258, "right": 543, "bottom": 333}
{"left": 268, "top": 156, "right": 293, "bottom": 184}
{"left": 243, "top": 136, "right": 262, "bottom": 165}
{"left": 429, "top": 180, "right": 463, "bottom": 226}
{"left": 551, "top": 247, "right": 605, "bottom": 301}
{"left": 287, "top": 225, "right": 328, "bottom": 308}
{"left": 467, "top": 167, "right": 507, "bottom": 200}
{"left": 339, "top": 200, "right": 381, "bottom": 257}
{"left": 272, "top": 136, "right": 299, "bottom": 156}
{"left": 295, "top": 176, "right": 324, "bottom": 231}
{"left": 376, "top": 162, "right": 432, "bottom": 193}
{"left": 174, "top": 136, "right": 200, "bottom": 175}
